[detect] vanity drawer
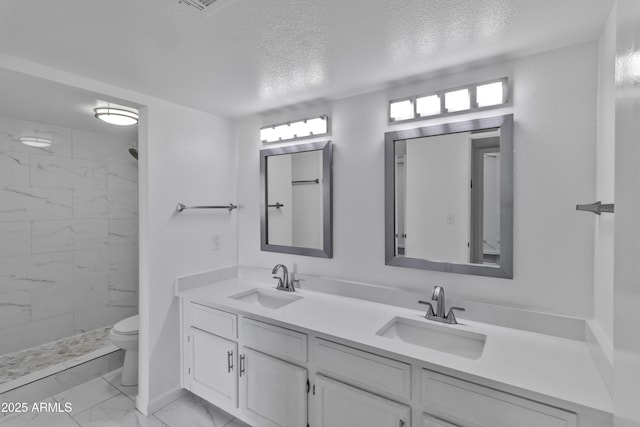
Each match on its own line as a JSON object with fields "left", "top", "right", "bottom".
{"left": 241, "top": 318, "right": 307, "bottom": 365}
{"left": 314, "top": 338, "right": 411, "bottom": 400}
{"left": 421, "top": 370, "right": 577, "bottom": 427}
{"left": 186, "top": 302, "right": 237, "bottom": 340}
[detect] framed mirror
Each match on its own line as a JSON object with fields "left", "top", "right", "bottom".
{"left": 385, "top": 114, "right": 513, "bottom": 278}
{"left": 260, "top": 141, "right": 333, "bottom": 258}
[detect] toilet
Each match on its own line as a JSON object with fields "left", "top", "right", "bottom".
{"left": 109, "top": 315, "right": 139, "bottom": 386}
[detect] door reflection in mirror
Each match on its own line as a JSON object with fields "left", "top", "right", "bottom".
{"left": 394, "top": 130, "right": 501, "bottom": 265}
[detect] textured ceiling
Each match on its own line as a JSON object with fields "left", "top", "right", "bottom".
{"left": 0, "top": 0, "right": 614, "bottom": 118}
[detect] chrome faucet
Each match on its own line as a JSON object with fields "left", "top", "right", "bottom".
{"left": 418, "top": 285, "right": 464, "bottom": 324}
{"left": 272, "top": 264, "right": 295, "bottom": 292}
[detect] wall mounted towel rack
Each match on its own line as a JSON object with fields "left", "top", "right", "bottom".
{"left": 176, "top": 203, "right": 238, "bottom": 212}
{"left": 576, "top": 201, "right": 614, "bottom": 215}
{"left": 292, "top": 179, "right": 319, "bottom": 185}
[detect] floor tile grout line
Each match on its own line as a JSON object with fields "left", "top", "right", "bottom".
{"left": 63, "top": 384, "right": 126, "bottom": 422}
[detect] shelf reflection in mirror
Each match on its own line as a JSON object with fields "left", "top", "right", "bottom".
{"left": 260, "top": 141, "right": 333, "bottom": 258}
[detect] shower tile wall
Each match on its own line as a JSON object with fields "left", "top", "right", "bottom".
{"left": 0, "top": 115, "right": 138, "bottom": 355}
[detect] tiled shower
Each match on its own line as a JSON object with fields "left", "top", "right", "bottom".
{"left": 0, "top": 114, "right": 139, "bottom": 362}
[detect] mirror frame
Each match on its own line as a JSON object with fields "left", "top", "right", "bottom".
{"left": 260, "top": 140, "right": 333, "bottom": 258}
{"left": 384, "top": 114, "right": 513, "bottom": 278}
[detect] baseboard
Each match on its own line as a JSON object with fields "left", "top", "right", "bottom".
{"left": 138, "top": 386, "right": 186, "bottom": 415}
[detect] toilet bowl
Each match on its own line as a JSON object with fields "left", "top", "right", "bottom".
{"left": 109, "top": 315, "right": 139, "bottom": 386}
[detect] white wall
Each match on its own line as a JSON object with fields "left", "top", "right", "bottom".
{"left": 237, "top": 41, "right": 598, "bottom": 317}
{"left": 587, "top": 4, "right": 617, "bottom": 397}
{"left": 0, "top": 53, "right": 237, "bottom": 413}
{"left": 594, "top": 4, "right": 616, "bottom": 355}
{"left": 405, "top": 133, "right": 470, "bottom": 262}
{"left": 613, "top": 1, "right": 640, "bottom": 425}
{"left": 141, "top": 102, "right": 235, "bottom": 412}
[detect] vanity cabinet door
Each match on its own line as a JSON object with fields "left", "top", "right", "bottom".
{"left": 314, "top": 375, "right": 410, "bottom": 427}
{"left": 423, "top": 413, "right": 461, "bottom": 427}
{"left": 186, "top": 327, "right": 238, "bottom": 410}
{"left": 239, "top": 347, "right": 307, "bottom": 427}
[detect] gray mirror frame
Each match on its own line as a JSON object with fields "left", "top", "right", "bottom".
{"left": 384, "top": 114, "right": 513, "bottom": 279}
{"left": 260, "top": 140, "right": 333, "bottom": 258}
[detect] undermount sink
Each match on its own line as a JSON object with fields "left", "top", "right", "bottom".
{"left": 376, "top": 316, "right": 486, "bottom": 359}
{"left": 229, "top": 288, "right": 302, "bottom": 309}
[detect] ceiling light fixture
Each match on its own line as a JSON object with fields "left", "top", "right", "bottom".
{"left": 94, "top": 107, "right": 139, "bottom": 126}
{"left": 389, "top": 77, "right": 509, "bottom": 123}
{"left": 260, "top": 115, "right": 329, "bottom": 143}
{"left": 20, "top": 136, "right": 52, "bottom": 148}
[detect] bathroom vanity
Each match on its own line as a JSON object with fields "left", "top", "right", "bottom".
{"left": 176, "top": 268, "right": 612, "bottom": 427}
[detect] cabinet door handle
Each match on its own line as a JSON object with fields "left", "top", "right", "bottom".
{"left": 227, "top": 350, "right": 233, "bottom": 373}
{"left": 239, "top": 354, "right": 246, "bottom": 377}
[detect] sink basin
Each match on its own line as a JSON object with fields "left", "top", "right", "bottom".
{"left": 376, "top": 317, "right": 486, "bottom": 359}
{"left": 229, "top": 288, "right": 302, "bottom": 309}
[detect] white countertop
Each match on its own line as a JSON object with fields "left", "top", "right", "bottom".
{"left": 177, "top": 277, "right": 612, "bottom": 417}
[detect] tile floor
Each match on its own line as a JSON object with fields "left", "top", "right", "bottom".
{"left": 0, "top": 368, "right": 250, "bottom": 427}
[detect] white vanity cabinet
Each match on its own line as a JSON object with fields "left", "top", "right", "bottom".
{"left": 185, "top": 327, "right": 238, "bottom": 409}
{"left": 239, "top": 347, "right": 307, "bottom": 427}
{"left": 238, "top": 317, "right": 309, "bottom": 427}
{"left": 422, "top": 414, "right": 460, "bottom": 427}
{"left": 181, "top": 301, "right": 309, "bottom": 427}
{"left": 421, "top": 370, "right": 578, "bottom": 427}
{"left": 314, "top": 375, "right": 410, "bottom": 427}
{"left": 179, "top": 292, "right": 606, "bottom": 427}
{"left": 182, "top": 302, "right": 239, "bottom": 410}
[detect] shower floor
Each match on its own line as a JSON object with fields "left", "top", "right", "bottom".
{"left": 0, "top": 326, "right": 113, "bottom": 387}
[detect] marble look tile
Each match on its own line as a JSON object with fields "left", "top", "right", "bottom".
{"left": 0, "top": 151, "right": 29, "bottom": 187}
{"left": 0, "top": 398, "right": 80, "bottom": 427}
{"left": 107, "top": 191, "right": 138, "bottom": 219}
{"left": 0, "top": 314, "right": 73, "bottom": 356}
{"left": 108, "top": 219, "right": 138, "bottom": 247}
{"left": 72, "top": 190, "right": 110, "bottom": 219}
{"left": 53, "top": 377, "right": 120, "bottom": 415}
{"left": 107, "top": 351, "right": 125, "bottom": 372}
{"left": 30, "top": 155, "right": 106, "bottom": 190}
{"left": 74, "top": 246, "right": 138, "bottom": 281}
{"left": 224, "top": 418, "right": 251, "bottom": 427}
{"left": 108, "top": 274, "right": 138, "bottom": 293}
{"left": 107, "top": 273, "right": 139, "bottom": 310}
{"left": 31, "top": 220, "right": 108, "bottom": 254}
{"left": 153, "top": 393, "right": 234, "bottom": 427}
{"left": 73, "top": 306, "right": 137, "bottom": 334}
{"left": 102, "top": 369, "right": 138, "bottom": 400}
{"left": 0, "top": 360, "right": 110, "bottom": 409}
{"left": 108, "top": 289, "right": 138, "bottom": 307}
{"left": 0, "top": 252, "right": 74, "bottom": 292}
{"left": 72, "top": 130, "right": 137, "bottom": 163}
{"left": 31, "top": 278, "right": 109, "bottom": 321}
{"left": 0, "top": 290, "right": 31, "bottom": 329}
{"left": 0, "top": 222, "right": 31, "bottom": 258}
{"left": 0, "top": 187, "right": 72, "bottom": 222}
{"left": 73, "top": 189, "right": 138, "bottom": 219}
{"left": 0, "top": 116, "right": 73, "bottom": 157}
{"left": 107, "top": 163, "right": 138, "bottom": 192}
{"left": 73, "top": 394, "right": 167, "bottom": 427}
